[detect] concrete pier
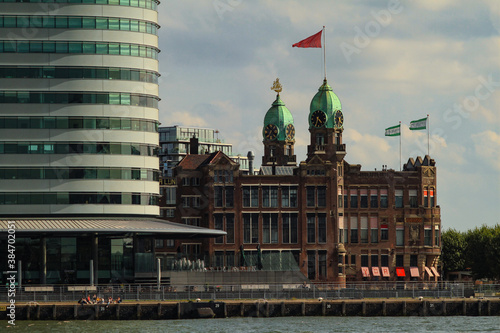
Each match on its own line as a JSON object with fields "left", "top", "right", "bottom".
{"left": 3, "top": 299, "right": 499, "bottom": 320}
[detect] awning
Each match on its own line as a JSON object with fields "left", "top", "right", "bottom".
{"left": 424, "top": 267, "right": 434, "bottom": 277}
{"left": 361, "top": 267, "right": 370, "bottom": 277}
{"left": 410, "top": 267, "right": 419, "bottom": 277}
{"left": 431, "top": 267, "right": 440, "bottom": 277}
{"left": 381, "top": 267, "right": 390, "bottom": 277}
{"left": 396, "top": 267, "right": 406, "bottom": 277}
{"left": 372, "top": 267, "right": 380, "bottom": 277}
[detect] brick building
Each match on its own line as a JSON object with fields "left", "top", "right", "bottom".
{"left": 163, "top": 79, "right": 441, "bottom": 283}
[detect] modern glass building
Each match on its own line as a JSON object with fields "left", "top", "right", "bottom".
{"left": 0, "top": 0, "right": 161, "bottom": 216}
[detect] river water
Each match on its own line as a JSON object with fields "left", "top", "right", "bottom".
{"left": 5, "top": 316, "right": 500, "bottom": 332}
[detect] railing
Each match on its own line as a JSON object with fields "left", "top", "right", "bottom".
{"left": 0, "top": 282, "right": 482, "bottom": 302}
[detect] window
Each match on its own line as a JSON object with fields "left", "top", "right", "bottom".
{"left": 430, "top": 188, "right": 435, "bottom": 207}
{"left": 307, "top": 251, "right": 316, "bottom": 280}
{"left": 424, "top": 226, "right": 432, "bottom": 246}
{"left": 182, "top": 177, "right": 189, "bottom": 186}
{"left": 350, "top": 216, "right": 358, "bottom": 243}
{"left": 350, "top": 189, "right": 358, "bottom": 208}
{"left": 262, "top": 186, "right": 278, "bottom": 208}
{"left": 307, "top": 214, "right": 316, "bottom": 243}
{"left": 370, "top": 189, "right": 378, "bottom": 208}
{"left": 281, "top": 186, "right": 297, "bottom": 208}
{"left": 380, "top": 223, "right": 388, "bottom": 241}
{"left": 370, "top": 217, "right": 378, "bottom": 243}
{"left": 360, "top": 216, "right": 368, "bottom": 243}
{"left": 262, "top": 213, "right": 278, "bottom": 244}
{"left": 361, "top": 255, "right": 368, "bottom": 267}
{"left": 181, "top": 218, "right": 200, "bottom": 226}
{"left": 282, "top": 213, "right": 298, "bottom": 243}
{"left": 410, "top": 255, "right": 418, "bottom": 267}
{"left": 214, "top": 186, "right": 223, "bottom": 208}
{"left": 350, "top": 254, "right": 356, "bottom": 266}
{"left": 360, "top": 189, "right": 368, "bottom": 208}
{"left": 318, "top": 251, "right": 327, "bottom": 279}
{"left": 371, "top": 254, "right": 378, "bottom": 267}
{"left": 380, "top": 189, "right": 388, "bottom": 208}
{"left": 225, "top": 186, "right": 234, "bottom": 208}
{"left": 191, "top": 177, "right": 200, "bottom": 186}
{"left": 395, "top": 189, "right": 403, "bottom": 208}
{"left": 434, "top": 225, "right": 440, "bottom": 246}
{"left": 242, "top": 186, "right": 258, "bottom": 207}
{"left": 317, "top": 186, "right": 326, "bottom": 207}
{"left": 396, "top": 255, "right": 404, "bottom": 267}
{"left": 396, "top": 227, "right": 404, "bottom": 246}
{"left": 338, "top": 186, "right": 343, "bottom": 208}
{"left": 381, "top": 254, "right": 389, "bottom": 267}
{"left": 318, "top": 213, "right": 326, "bottom": 243}
{"left": 226, "top": 214, "right": 234, "bottom": 244}
{"left": 165, "top": 208, "right": 174, "bottom": 218}
{"left": 306, "top": 186, "right": 315, "bottom": 207}
{"left": 155, "top": 239, "right": 164, "bottom": 248}
{"left": 424, "top": 189, "right": 428, "bottom": 207}
{"left": 181, "top": 196, "right": 189, "bottom": 208}
{"left": 338, "top": 216, "right": 344, "bottom": 243}
{"left": 243, "top": 213, "right": 259, "bottom": 243}
{"left": 214, "top": 214, "right": 224, "bottom": 244}
{"left": 191, "top": 196, "right": 200, "bottom": 208}
{"left": 409, "top": 189, "right": 418, "bottom": 208}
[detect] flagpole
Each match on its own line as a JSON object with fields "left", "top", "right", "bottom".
{"left": 323, "top": 26, "right": 326, "bottom": 80}
{"left": 427, "top": 114, "right": 430, "bottom": 156}
{"left": 399, "top": 121, "right": 402, "bottom": 171}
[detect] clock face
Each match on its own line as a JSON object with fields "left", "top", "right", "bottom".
{"left": 335, "top": 110, "right": 344, "bottom": 128}
{"left": 286, "top": 124, "right": 295, "bottom": 140}
{"left": 264, "top": 123, "right": 278, "bottom": 140}
{"left": 311, "top": 110, "right": 327, "bottom": 128}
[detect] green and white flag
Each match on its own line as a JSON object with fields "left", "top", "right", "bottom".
{"left": 385, "top": 124, "right": 400, "bottom": 136}
{"left": 410, "top": 117, "right": 427, "bottom": 130}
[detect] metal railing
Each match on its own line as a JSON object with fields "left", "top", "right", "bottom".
{"left": 0, "top": 282, "right": 482, "bottom": 303}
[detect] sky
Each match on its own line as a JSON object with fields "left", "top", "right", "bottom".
{"left": 157, "top": 0, "right": 500, "bottom": 232}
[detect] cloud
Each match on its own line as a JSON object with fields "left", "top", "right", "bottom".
{"left": 471, "top": 130, "right": 500, "bottom": 171}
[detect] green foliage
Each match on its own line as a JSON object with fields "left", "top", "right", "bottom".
{"left": 441, "top": 228, "right": 466, "bottom": 273}
{"left": 441, "top": 224, "right": 500, "bottom": 280}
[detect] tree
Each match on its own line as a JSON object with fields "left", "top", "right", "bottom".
{"left": 464, "top": 224, "right": 500, "bottom": 280}
{"left": 441, "top": 228, "right": 466, "bottom": 275}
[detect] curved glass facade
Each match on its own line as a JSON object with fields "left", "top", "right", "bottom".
{"left": 0, "top": 167, "right": 159, "bottom": 180}
{"left": 0, "top": 16, "right": 159, "bottom": 34}
{"left": 0, "top": 142, "right": 158, "bottom": 156}
{"left": 0, "top": 192, "right": 159, "bottom": 205}
{"left": 0, "top": 41, "right": 159, "bottom": 59}
{"left": 0, "top": 117, "right": 158, "bottom": 132}
{"left": 0, "top": 0, "right": 159, "bottom": 10}
{"left": 0, "top": 66, "right": 160, "bottom": 83}
{"left": 0, "top": 91, "right": 159, "bottom": 107}
{"left": 0, "top": 0, "right": 160, "bottom": 216}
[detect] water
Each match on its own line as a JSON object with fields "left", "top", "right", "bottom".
{"left": 5, "top": 317, "right": 500, "bottom": 333}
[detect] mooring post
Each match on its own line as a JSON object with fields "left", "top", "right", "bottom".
{"left": 362, "top": 302, "right": 366, "bottom": 316}
{"left": 281, "top": 302, "right": 285, "bottom": 317}
{"left": 177, "top": 302, "right": 181, "bottom": 319}
{"left": 442, "top": 301, "right": 447, "bottom": 316}
{"left": 477, "top": 300, "right": 481, "bottom": 316}
{"left": 52, "top": 305, "right": 57, "bottom": 320}
{"left": 487, "top": 300, "right": 491, "bottom": 316}
{"left": 94, "top": 305, "right": 99, "bottom": 319}
{"left": 341, "top": 301, "right": 346, "bottom": 316}
{"left": 265, "top": 302, "right": 269, "bottom": 317}
{"left": 73, "top": 305, "right": 78, "bottom": 319}
{"left": 240, "top": 302, "right": 244, "bottom": 317}
{"left": 301, "top": 302, "right": 305, "bottom": 316}
{"left": 116, "top": 304, "right": 120, "bottom": 320}
{"left": 157, "top": 303, "right": 162, "bottom": 318}
{"left": 382, "top": 301, "right": 386, "bottom": 316}
{"left": 322, "top": 301, "right": 326, "bottom": 316}
{"left": 423, "top": 301, "right": 427, "bottom": 316}
{"left": 402, "top": 301, "right": 407, "bottom": 316}
{"left": 223, "top": 302, "right": 227, "bottom": 318}
{"left": 137, "top": 304, "right": 141, "bottom": 319}
{"left": 462, "top": 300, "right": 467, "bottom": 316}
{"left": 256, "top": 302, "right": 260, "bottom": 318}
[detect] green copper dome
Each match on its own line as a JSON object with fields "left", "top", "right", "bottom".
{"left": 309, "top": 79, "right": 342, "bottom": 129}
{"left": 263, "top": 94, "right": 295, "bottom": 141}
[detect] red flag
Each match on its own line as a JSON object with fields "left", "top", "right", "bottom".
{"left": 292, "top": 30, "right": 322, "bottom": 48}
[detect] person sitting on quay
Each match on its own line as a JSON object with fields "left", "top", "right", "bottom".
{"left": 115, "top": 297, "right": 122, "bottom": 304}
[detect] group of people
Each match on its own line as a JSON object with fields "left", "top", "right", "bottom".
{"left": 78, "top": 294, "right": 122, "bottom": 306}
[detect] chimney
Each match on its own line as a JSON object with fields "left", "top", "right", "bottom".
{"left": 247, "top": 151, "right": 255, "bottom": 175}
{"left": 190, "top": 135, "right": 199, "bottom": 155}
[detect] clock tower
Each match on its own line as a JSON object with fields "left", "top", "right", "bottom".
{"left": 262, "top": 79, "right": 297, "bottom": 166}
{"left": 307, "top": 79, "right": 346, "bottom": 163}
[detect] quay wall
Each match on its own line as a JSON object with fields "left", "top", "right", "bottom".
{"left": 4, "top": 299, "right": 500, "bottom": 320}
